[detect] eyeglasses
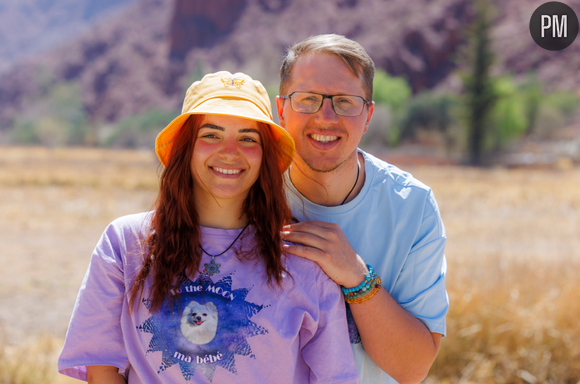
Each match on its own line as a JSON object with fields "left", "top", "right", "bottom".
{"left": 282, "top": 91, "right": 370, "bottom": 117}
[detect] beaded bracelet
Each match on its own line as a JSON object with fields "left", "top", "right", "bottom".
{"left": 345, "top": 278, "right": 382, "bottom": 304}
{"left": 341, "top": 264, "right": 382, "bottom": 304}
{"left": 341, "top": 264, "right": 376, "bottom": 296}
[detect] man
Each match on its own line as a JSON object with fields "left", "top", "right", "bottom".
{"left": 277, "top": 34, "right": 448, "bottom": 384}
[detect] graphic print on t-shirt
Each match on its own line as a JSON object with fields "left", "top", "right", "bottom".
{"left": 137, "top": 273, "right": 269, "bottom": 382}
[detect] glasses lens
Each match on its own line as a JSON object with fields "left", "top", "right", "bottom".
{"left": 332, "top": 95, "right": 365, "bottom": 116}
{"left": 290, "top": 92, "right": 323, "bottom": 113}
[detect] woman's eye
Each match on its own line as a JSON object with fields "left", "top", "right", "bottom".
{"left": 201, "top": 133, "right": 218, "bottom": 139}
{"left": 241, "top": 137, "right": 258, "bottom": 143}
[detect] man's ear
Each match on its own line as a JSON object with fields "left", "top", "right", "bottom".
{"left": 363, "top": 101, "right": 375, "bottom": 134}
{"left": 275, "top": 95, "right": 285, "bottom": 128}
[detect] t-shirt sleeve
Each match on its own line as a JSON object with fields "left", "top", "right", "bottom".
{"left": 58, "top": 222, "right": 130, "bottom": 380}
{"left": 393, "top": 189, "right": 448, "bottom": 336}
{"left": 299, "top": 269, "right": 359, "bottom": 384}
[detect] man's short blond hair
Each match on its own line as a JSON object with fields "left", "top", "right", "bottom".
{"left": 279, "top": 34, "right": 375, "bottom": 101}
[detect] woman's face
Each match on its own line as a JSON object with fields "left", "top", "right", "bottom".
{"left": 191, "top": 114, "right": 263, "bottom": 206}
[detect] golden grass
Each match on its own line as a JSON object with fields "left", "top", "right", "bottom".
{"left": 0, "top": 146, "right": 159, "bottom": 189}
{"left": 410, "top": 166, "right": 580, "bottom": 383}
{"left": 0, "top": 334, "right": 77, "bottom": 384}
{"left": 1, "top": 147, "right": 579, "bottom": 383}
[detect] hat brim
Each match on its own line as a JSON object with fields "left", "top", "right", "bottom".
{"left": 155, "top": 97, "right": 295, "bottom": 172}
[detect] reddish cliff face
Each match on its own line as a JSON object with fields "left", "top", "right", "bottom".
{"left": 0, "top": 0, "right": 579, "bottom": 133}
{"left": 169, "top": 0, "right": 248, "bottom": 59}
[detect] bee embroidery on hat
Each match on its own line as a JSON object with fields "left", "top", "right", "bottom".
{"left": 221, "top": 77, "right": 245, "bottom": 88}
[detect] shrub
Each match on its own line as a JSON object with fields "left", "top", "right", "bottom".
{"left": 103, "top": 108, "right": 179, "bottom": 148}
{"left": 8, "top": 82, "right": 89, "bottom": 146}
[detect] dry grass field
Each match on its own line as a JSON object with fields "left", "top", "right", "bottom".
{"left": 0, "top": 146, "right": 579, "bottom": 383}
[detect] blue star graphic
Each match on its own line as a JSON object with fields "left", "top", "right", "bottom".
{"left": 137, "top": 273, "right": 268, "bottom": 382}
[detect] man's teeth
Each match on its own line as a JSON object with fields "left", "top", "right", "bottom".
{"left": 213, "top": 167, "right": 241, "bottom": 175}
{"left": 311, "top": 134, "right": 338, "bottom": 143}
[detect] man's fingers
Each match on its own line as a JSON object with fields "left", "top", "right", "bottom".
{"left": 285, "top": 220, "right": 338, "bottom": 230}
{"left": 283, "top": 220, "right": 340, "bottom": 238}
{"left": 283, "top": 242, "right": 323, "bottom": 262}
{"left": 282, "top": 229, "right": 327, "bottom": 249}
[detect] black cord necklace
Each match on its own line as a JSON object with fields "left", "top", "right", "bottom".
{"left": 341, "top": 159, "right": 360, "bottom": 205}
{"left": 201, "top": 223, "right": 249, "bottom": 276}
{"left": 288, "top": 158, "right": 360, "bottom": 206}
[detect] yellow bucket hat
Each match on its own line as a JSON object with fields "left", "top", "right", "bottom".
{"left": 155, "top": 71, "right": 295, "bottom": 172}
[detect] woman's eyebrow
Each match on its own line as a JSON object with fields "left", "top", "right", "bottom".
{"left": 199, "top": 124, "right": 259, "bottom": 134}
{"left": 239, "top": 128, "right": 260, "bottom": 134}
{"left": 199, "top": 124, "right": 224, "bottom": 131}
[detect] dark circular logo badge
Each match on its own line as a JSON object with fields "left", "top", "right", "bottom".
{"left": 530, "top": 1, "right": 579, "bottom": 51}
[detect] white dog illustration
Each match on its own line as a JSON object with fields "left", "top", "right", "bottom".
{"left": 180, "top": 300, "right": 218, "bottom": 345}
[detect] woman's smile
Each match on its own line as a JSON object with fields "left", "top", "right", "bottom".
{"left": 210, "top": 166, "right": 244, "bottom": 176}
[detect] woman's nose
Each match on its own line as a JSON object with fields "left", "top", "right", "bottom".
{"left": 219, "top": 138, "right": 239, "bottom": 158}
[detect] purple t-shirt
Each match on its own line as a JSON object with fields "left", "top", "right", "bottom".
{"left": 58, "top": 212, "right": 358, "bottom": 384}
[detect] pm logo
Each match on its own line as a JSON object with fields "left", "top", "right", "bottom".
{"left": 530, "top": 1, "right": 579, "bottom": 51}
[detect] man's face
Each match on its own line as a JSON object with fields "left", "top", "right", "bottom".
{"left": 276, "top": 53, "right": 374, "bottom": 173}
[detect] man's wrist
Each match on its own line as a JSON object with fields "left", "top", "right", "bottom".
{"left": 341, "top": 256, "right": 369, "bottom": 288}
{"left": 342, "top": 264, "right": 382, "bottom": 304}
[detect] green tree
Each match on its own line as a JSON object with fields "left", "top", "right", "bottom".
{"left": 372, "top": 69, "right": 412, "bottom": 146}
{"left": 489, "top": 76, "right": 527, "bottom": 149}
{"left": 461, "top": 0, "right": 498, "bottom": 165}
{"left": 400, "top": 91, "right": 458, "bottom": 151}
{"left": 518, "top": 74, "right": 542, "bottom": 135}
{"left": 373, "top": 69, "right": 412, "bottom": 112}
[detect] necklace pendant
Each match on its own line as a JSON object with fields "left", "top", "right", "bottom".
{"left": 203, "top": 258, "right": 221, "bottom": 276}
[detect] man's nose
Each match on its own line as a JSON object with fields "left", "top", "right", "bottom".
{"left": 315, "top": 98, "right": 340, "bottom": 122}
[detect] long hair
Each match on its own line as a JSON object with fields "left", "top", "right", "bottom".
{"left": 129, "top": 114, "right": 292, "bottom": 312}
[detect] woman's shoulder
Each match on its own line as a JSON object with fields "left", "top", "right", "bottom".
{"left": 107, "top": 211, "right": 154, "bottom": 234}
{"left": 98, "top": 211, "right": 153, "bottom": 252}
{"left": 283, "top": 250, "right": 332, "bottom": 287}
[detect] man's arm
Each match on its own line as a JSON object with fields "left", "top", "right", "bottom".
{"left": 282, "top": 220, "right": 442, "bottom": 384}
{"left": 351, "top": 288, "right": 442, "bottom": 383}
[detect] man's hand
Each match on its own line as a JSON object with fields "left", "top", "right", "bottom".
{"left": 282, "top": 220, "right": 368, "bottom": 287}
{"left": 283, "top": 220, "right": 442, "bottom": 383}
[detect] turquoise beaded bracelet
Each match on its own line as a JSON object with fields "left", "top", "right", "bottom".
{"left": 341, "top": 264, "right": 377, "bottom": 296}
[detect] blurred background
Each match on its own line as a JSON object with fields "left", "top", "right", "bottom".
{"left": 0, "top": 0, "right": 579, "bottom": 383}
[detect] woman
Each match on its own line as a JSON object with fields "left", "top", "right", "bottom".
{"left": 58, "top": 71, "right": 358, "bottom": 384}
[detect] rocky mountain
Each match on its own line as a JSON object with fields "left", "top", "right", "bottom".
{"left": 0, "top": 0, "right": 136, "bottom": 73}
{"left": 0, "top": 0, "right": 579, "bottom": 139}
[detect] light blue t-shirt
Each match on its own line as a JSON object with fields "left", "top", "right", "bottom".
{"left": 286, "top": 149, "right": 448, "bottom": 384}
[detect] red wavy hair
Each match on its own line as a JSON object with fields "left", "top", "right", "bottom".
{"left": 130, "top": 114, "right": 293, "bottom": 312}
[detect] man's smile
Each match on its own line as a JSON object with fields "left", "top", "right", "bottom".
{"left": 309, "top": 134, "right": 339, "bottom": 143}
